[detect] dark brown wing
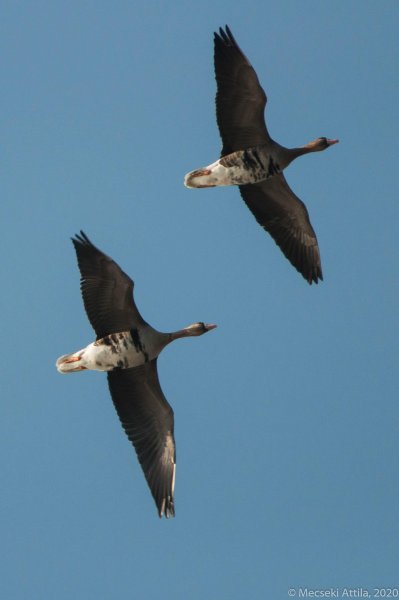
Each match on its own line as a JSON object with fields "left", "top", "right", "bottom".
{"left": 72, "top": 231, "right": 147, "bottom": 340}
{"left": 239, "top": 174, "right": 323, "bottom": 284}
{"left": 214, "top": 25, "right": 270, "bottom": 155}
{"left": 107, "top": 360, "right": 175, "bottom": 518}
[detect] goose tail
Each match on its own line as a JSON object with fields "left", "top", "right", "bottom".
{"left": 56, "top": 352, "right": 87, "bottom": 374}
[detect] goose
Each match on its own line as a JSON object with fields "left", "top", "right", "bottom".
{"left": 184, "top": 26, "right": 338, "bottom": 284}
{"left": 56, "top": 232, "right": 216, "bottom": 518}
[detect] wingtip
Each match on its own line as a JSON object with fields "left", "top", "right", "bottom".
{"left": 158, "top": 498, "right": 175, "bottom": 519}
{"left": 72, "top": 230, "right": 90, "bottom": 245}
{"left": 217, "top": 25, "right": 230, "bottom": 44}
{"left": 307, "top": 270, "right": 323, "bottom": 285}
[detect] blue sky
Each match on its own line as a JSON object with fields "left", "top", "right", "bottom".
{"left": 1, "top": 1, "right": 398, "bottom": 598}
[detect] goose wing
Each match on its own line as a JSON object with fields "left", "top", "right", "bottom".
{"left": 107, "top": 359, "right": 175, "bottom": 518}
{"left": 72, "top": 231, "right": 146, "bottom": 340}
{"left": 214, "top": 25, "right": 270, "bottom": 156}
{"left": 239, "top": 174, "right": 323, "bottom": 284}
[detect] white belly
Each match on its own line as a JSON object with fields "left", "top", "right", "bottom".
{"left": 184, "top": 146, "right": 281, "bottom": 188}
{"left": 56, "top": 328, "right": 161, "bottom": 374}
{"left": 84, "top": 330, "right": 157, "bottom": 371}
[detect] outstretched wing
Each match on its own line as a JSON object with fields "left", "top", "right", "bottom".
{"left": 107, "top": 360, "right": 176, "bottom": 518}
{"left": 72, "top": 231, "right": 147, "bottom": 339}
{"left": 214, "top": 25, "right": 270, "bottom": 155}
{"left": 239, "top": 174, "right": 323, "bottom": 284}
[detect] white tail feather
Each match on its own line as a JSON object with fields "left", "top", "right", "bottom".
{"left": 56, "top": 353, "right": 86, "bottom": 374}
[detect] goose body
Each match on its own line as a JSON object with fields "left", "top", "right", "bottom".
{"left": 184, "top": 26, "right": 339, "bottom": 284}
{"left": 56, "top": 327, "right": 164, "bottom": 373}
{"left": 56, "top": 232, "right": 216, "bottom": 518}
{"left": 185, "top": 144, "right": 282, "bottom": 188}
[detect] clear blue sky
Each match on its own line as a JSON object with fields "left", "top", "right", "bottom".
{"left": 1, "top": 1, "right": 398, "bottom": 598}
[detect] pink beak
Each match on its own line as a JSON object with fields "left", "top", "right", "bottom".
{"left": 326, "top": 139, "right": 339, "bottom": 146}
{"left": 204, "top": 323, "right": 217, "bottom": 331}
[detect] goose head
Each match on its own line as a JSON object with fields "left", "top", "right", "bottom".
{"left": 170, "top": 322, "right": 217, "bottom": 341}
{"left": 287, "top": 137, "right": 339, "bottom": 162}
{"left": 183, "top": 322, "right": 217, "bottom": 336}
{"left": 307, "top": 137, "right": 339, "bottom": 152}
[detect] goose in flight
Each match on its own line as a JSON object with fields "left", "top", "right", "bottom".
{"left": 185, "top": 26, "right": 338, "bottom": 284}
{"left": 56, "top": 232, "right": 216, "bottom": 518}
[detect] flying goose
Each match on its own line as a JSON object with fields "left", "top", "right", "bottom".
{"left": 56, "top": 232, "right": 216, "bottom": 518}
{"left": 184, "top": 26, "right": 338, "bottom": 284}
